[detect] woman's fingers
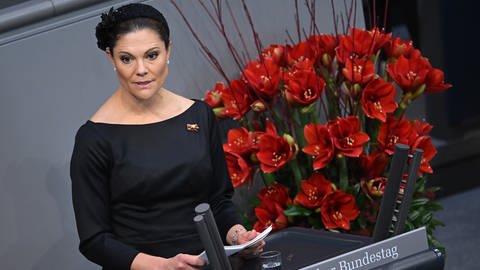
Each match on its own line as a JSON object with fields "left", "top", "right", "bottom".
{"left": 170, "top": 253, "right": 205, "bottom": 269}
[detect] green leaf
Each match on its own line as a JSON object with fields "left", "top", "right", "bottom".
{"left": 357, "top": 215, "right": 367, "bottom": 228}
{"left": 429, "top": 237, "right": 446, "bottom": 256}
{"left": 283, "top": 205, "right": 313, "bottom": 217}
{"left": 420, "top": 212, "right": 433, "bottom": 225}
{"left": 415, "top": 177, "right": 426, "bottom": 192}
{"left": 430, "top": 218, "right": 445, "bottom": 228}
{"left": 410, "top": 197, "right": 430, "bottom": 208}
{"left": 426, "top": 186, "right": 441, "bottom": 193}
{"left": 307, "top": 216, "right": 324, "bottom": 229}
{"left": 425, "top": 202, "right": 443, "bottom": 212}
{"left": 404, "top": 220, "right": 414, "bottom": 231}
{"left": 408, "top": 210, "right": 420, "bottom": 221}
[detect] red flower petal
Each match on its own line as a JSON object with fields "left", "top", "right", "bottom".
{"left": 361, "top": 77, "right": 398, "bottom": 122}
{"left": 320, "top": 190, "right": 360, "bottom": 230}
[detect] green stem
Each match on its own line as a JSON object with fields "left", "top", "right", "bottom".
{"left": 337, "top": 155, "right": 349, "bottom": 191}
{"left": 311, "top": 109, "right": 321, "bottom": 124}
{"left": 366, "top": 117, "right": 380, "bottom": 153}
{"left": 241, "top": 117, "right": 254, "bottom": 131}
{"left": 394, "top": 84, "right": 426, "bottom": 118}
{"left": 270, "top": 106, "right": 288, "bottom": 133}
{"left": 325, "top": 78, "right": 340, "bottom": 120}
{"left": 393, "top": 98, "right": 407, "bottom": 118}
{"left": 262, "top": 172, "right": 276, "bottom": 186}
{"left": 292, "top": 109, "right": 307, "bottom": 148}
{"left": 289, "top": 158, "right": 303, "bottom": 194}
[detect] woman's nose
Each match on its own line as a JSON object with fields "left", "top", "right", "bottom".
{"left": 136, "top": 60, "right": 148, "bottom": 76}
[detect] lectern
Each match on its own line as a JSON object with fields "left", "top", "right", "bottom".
{"left": 197, "top": 144, "right": 444, "bottom": 270}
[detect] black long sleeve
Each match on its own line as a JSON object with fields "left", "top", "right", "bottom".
{"left": 206, "top": 105, "right": 243, "bottom": 242}
{"left": 71, "top": 123, "right": 139, "bottom": 269}
{"left": 70, "top": 100, "right": 242, "bottom": 269}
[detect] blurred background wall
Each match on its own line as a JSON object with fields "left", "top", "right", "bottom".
{"left": 2, "top": 0, "right": 477, "bottom": 269}
{"left": 0, "top": 0, "right": 366, "bottom": 269}
{"left": 373, "top": 0, "right": 480, "bottom": 196}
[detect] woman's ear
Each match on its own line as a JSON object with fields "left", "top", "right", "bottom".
{"left": 166, "top": 41, "right": 173, "bottom": 61}
{"left": 106, "top": 47, "right": 115, "bottom": 67}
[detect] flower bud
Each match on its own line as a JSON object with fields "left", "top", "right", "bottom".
{"left": 209, "top": 92, "right": 222, "bottom": 106}
{"left": 251, "top": 100, "right": 266, "bottom": 112}
{"left": 366, "top": 177, "right": 386, "bottom": 197}
{"left": 353, "top": 83, "right": 362, "bottom": 97}
{"left": 321, "top": 53, "right": 332, "bottom": 66}
{"left": 213, "top": 107, "right": 226, "bottom": 118}
{"left": 283, "top": 133, "right": 296, "bottom": 146}
{"left": 250, "top": 152, "right": 259, "bottom": 164}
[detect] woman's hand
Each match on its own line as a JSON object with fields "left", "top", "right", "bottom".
{"left": 163, "top": 254, "right": 205, "bottom": 270}
{"left": 131, "top": 252, "right": 205, "bottom": 270}
{"left": 237, "top": 229, "right": 265, "bottom": 258}
{"left": 227, "top": 224, "right": 265, "bottom": 259}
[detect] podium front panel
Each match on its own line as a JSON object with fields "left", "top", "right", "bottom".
{"left": 232, "top": 227, "right": 372, "bottom": 270}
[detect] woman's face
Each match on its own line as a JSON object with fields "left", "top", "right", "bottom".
{"left": 108, "top": 28, "right": 171, "bottom": 101}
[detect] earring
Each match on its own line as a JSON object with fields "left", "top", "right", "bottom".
{"left": 113, "top": 66, "right": 117, "bottom": 71}
{"left": 167, "top": 59, "right": 170, "bottom": 65}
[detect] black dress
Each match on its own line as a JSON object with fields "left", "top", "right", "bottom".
{"left": 70, "top": 100, "right": 242, "bottom": 270}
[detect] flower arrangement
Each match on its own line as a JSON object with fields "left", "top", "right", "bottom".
{"left": 172, "top": 0, "right": 451, "bottom": 249}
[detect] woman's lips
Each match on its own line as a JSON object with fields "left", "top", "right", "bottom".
{"left": 134, "top": 80, "right": 153, "bottom": 88}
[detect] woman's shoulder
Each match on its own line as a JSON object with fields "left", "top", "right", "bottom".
{"left": 166, "top": 91, "right": 212, "bottom": 117}
{"left": 89, "top": 95, "right": 118, "bottom": 124}
{"left": 74, "top": 121, "right": 107, "bottom": 144}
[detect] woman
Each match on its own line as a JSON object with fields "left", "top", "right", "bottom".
{"left": 70, "top": 3, "right": 263, "bottom": 270}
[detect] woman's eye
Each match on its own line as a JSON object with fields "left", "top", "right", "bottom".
{"left": 120, "top": 55, "right": 132, "bottom": 64}
{"left": 146, "top": 51, "right": 159, "bottom": 60}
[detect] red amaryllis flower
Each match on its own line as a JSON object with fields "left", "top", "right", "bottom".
{"left": 224, "top": 151, "right": 251, "bottom": 187}
{"left": 222, "top": 79, "right": 254, "bottom": 120}
{"left": 320, "top": 190, "right": 360, "bottom": 230}
{"left": 359, "top": 151, "right": 389, "bottom": 179}
{"left": 204, "top": 82, "right": 225, "bottom": 108}
{"left": 377, "top": 116, "right": 415, "bottom": 155}
{"left": 412, "top": 120, "right": 432, "bottom": 136}
{"left": 243, "top": 58, "right": 281, "bottom": 100}
{"left": 258, "top": 183, "right": 292, "bottom": 207}
{"left": 223, "top": 127, "right": 254, "bottom": 157}
{"left": 383, "top": 37, "right": 421, "bottom": 59}
{"left": 336, "top": 28, "right": 377, "bottom": 64}
{"left": 286, "top": 40, "right": 316, "bottom": 65}
{"left": 302, "top": 123, "right": 335, "bottom": 170}
{"left": 411, "top": 136, "right": 437, "bottom": 174}
{"left": 294, "top": 173, "right": 333, "bottom": 209}
{"left": 288, "top": 57, "right": 316, "bottom": 73}
{"left": 254, "top": 198, "right": 288, "bottom": 232}
{"left": 204, "top": 82, "right": 228, "bottom": 117}
{"left": 249, "top": 130, "right": 264, "bottom": 152}
{"left": 285, "top": 58, "right": 315, "bottom": 84}
{"left": 285, "top": 66, "right": 325, "bottom": 106}
{"left": 366, "top": 27, "right": 392, "bottom": 52}
{"left": 342, "top": 58, "right": 375, "bottom": 84}
{"left": 307, "top": 34, "right": 338, "bottom": 66}
{"left": 387, "top": 55, "right": 432, "bottom": 93}
{"left": 261, "top": 44, "right": 287, "bottom": 67}
{"left": 363, "top": 176, "right": 387, "bottom": 197}
{"left": 425, "top": 68, "right": 452, "bottom": 93}
{"left": 361, "top": 77, "right": 398, "bottom": 122}
{"left": 256, "top": 121, "right": 294, "bottom": 173}
{"left": 328, "top": 116, "right": 370, "bottom": 157}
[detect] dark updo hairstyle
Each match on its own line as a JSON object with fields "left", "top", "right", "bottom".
{"left": 95, "top": 3, "right": 170, "bottom": 52}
